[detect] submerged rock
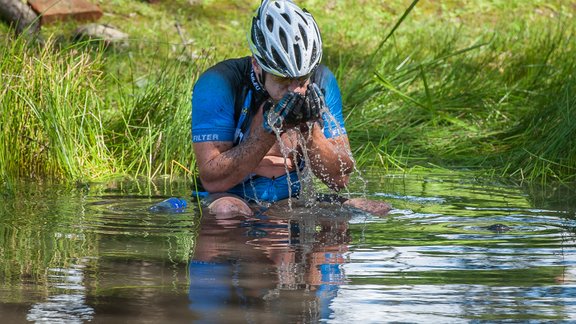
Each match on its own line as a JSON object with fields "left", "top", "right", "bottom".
{"left": 486, "top": 223, "right": 511, "bottom": 233}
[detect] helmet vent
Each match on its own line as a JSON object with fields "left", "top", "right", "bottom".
{"left": 295, "top": 11, "right": 307, "bottom": 25}
{"left": 271, "top": 47, "right": 285, "bottom": 72}
{"left": 252, "top": 20, "right": 266, "bottom": 48}
{"left": 279, "top": 28, "right": 288, "bottom": 51}
{"left": 281, "top": 13, "right": 291, "bottom": 24}
{"left": 266, "top": 15, "right": 274, "bottom": 32}
{"left": 310, "top": 42, "right": 318, "bottom": 63}
{"left": 299, "top": 25, "right": 308, "bottom": 49}
{"left": 294, "top": 45, "right": 302, "bottom": 70}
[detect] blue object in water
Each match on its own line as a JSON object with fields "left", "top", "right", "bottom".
{"left": 148, "top": 197, "right": 187, "bottom": 213}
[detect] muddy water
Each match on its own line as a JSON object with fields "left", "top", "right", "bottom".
{"left": 0, "top": 170, "right": 575, "bottom": 323}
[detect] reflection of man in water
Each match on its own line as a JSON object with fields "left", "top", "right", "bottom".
{"left": 191, "top": 0, "right": 390, "bottom": 216}
{"left": 188, "top": 206, "right": 350, "bottom": 323}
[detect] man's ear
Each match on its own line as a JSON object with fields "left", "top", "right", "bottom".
{"left": 251, "top": 57, "right": 266, "bottom": 90}
{"left": 251, "top": 57, "right": 261, "bottom": 75}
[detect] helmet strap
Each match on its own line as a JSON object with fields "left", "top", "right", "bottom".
{"left": 249, "top": 65, "right": 269, "bottom": 105}
{"left": 260, "top": 71, "right": 267, "bottom": 90}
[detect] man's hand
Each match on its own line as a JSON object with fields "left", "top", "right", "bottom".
{"left": 262, "top": 83, "right": 325, "bottom": 134}
{"left": 262, "top": 92, "right": 305, "bottom": 133}
{"left": 302, "top": 83, "right": 324, "bottom": 122}
{"left": 295, "top": 83, "right": 324, "bottom": 133}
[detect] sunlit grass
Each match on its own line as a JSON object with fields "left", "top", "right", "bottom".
{"left": 0, "top": 36, "right": 210, "bottom": 184}
{"left": 0, "top": 36, "right": 115, "bottom": 181}
{"left": 104, "top": 45, "right": 207, "bottom": 180}
{"left": 345, "top": 3, "right": 576, "bottom": 183}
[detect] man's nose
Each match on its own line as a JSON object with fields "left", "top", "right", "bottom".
{"left": 288, "top": 80, "right": 307, "bottom": 94}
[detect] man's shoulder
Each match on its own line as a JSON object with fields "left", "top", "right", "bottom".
{"left": 315, "top": 64, "right": 332, "bottom": 75}
{"left": 313, "top": 64, "right": 336, "bottom": 82}
{"left": 204, "top": 56, "right": 252, "bottom": 80}
{"left": 194, "top": 56, "right": 251, "bottom": 96}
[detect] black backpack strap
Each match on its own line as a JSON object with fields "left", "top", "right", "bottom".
{"left": 234, "top": 85, "right": 249, "bottom": 124}
{"left": 234, "top": 86, "right": 254, "bottom": 145}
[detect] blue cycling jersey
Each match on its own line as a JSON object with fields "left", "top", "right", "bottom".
{"left": 191, "top": 56, "right": 347, "bottom": 201}
{"left": 227, "top": 171, "right": 301, "bottom": 203}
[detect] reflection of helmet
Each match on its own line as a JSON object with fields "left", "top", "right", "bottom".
{"left": 249, "top": 0, "right": 323, "bottom": 78}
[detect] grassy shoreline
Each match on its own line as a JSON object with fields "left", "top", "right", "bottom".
{"left": 1, "top": 0, "right": 575, "bottom": 186}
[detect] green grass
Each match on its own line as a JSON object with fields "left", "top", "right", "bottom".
{"left": 1, "top": 0, "right": 575, "bottom": 185}
{"left": 344, "top": 1, "right": 576, "bottom": 183}
{"left": 0, "top": 36, "right": 114, "bottom": 181}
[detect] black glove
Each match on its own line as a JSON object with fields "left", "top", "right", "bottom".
{"left": 262, "top": 91, "right": 305, "bottom": 133}
{"left": 277, "top": 83, "right": 325, "bottom": 128}
{"left": 302, "top": 83, "right": 324, "bottom": 122}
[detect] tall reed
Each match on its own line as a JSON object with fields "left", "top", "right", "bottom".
{"left": 0, "top": 36, "right": 115, "bottom": 182}
{"left": 0, "top": 34, "right": 211, "bottom": 184}
{"left": 103, "top": 42, "right": 212, "bottom": 181}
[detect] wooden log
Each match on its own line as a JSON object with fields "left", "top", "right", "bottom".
{"left": 27, "top": 0, "right": 102, "bottom": 25}
{"left": 0, "top": 0, "right": 40, "bottom": 37}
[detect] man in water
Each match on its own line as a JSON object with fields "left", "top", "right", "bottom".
{"left": 191, "top": 0, "right": 389, "bottom": 216}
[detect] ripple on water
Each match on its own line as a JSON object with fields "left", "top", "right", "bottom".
{"left": 26, "top": 262, "right": 95, "bottom": 323}
{"left": 2, "top": 173, "right": 576, "bottom": 323}
{"left": 330, "top": 283, "right": 576, "bottom": 323}
{"left": 82, "top": 196, "right": 198, "bottom": 236}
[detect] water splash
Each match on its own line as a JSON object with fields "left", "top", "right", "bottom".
{"left": 265, "top": 105, "right": 367, "bottom": 211}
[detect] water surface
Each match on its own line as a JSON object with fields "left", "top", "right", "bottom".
{"left": 1, "top": 170, "right": 575, "bottom": 323}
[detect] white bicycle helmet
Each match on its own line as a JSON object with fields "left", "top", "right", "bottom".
{"left": 249, "top": 0, "right": 323, "bottom": 78}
